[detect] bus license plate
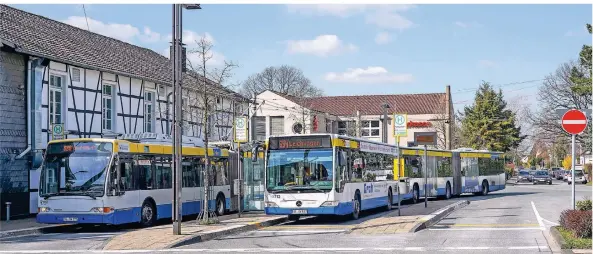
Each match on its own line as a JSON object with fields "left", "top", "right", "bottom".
{"left": 63, "top": 217, "right": 78, "bottom": 222}
{"left": 292, "top": 210, "right": 307, "bottom": 214}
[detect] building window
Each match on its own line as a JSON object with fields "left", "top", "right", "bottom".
{"left": 252, "top": 116, "right": 266, "bottom": 141}
{"left": 361, "top": 120, "right": 380, "bottom": 137}
{"left": 48, "top": 75, "right": 63, "bottom": 125}
{"left": 144, "top": 91, "right": 155, "bottom": 133}
{"left": 102, "top": 84, "right": 114, "bottom": 131}
{"left": 270, "top": 116, "right": 284, "bottom": 136}
{"left": 337, "top": 121, "right": 356, "bottom": 136}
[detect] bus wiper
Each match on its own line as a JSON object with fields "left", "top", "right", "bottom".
{"left": 42, "top": 193, "right": 60, "bottom": 200}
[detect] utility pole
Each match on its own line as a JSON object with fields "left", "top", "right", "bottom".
{"left": 171, "top": 4, "right": 182, "bottom": 235}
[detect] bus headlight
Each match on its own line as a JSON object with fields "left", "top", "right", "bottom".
{"left": 265, "top": 202, "right": 278, "bottom": 208}
{"left": 90, "top": 207, "right": 115, "bottom": 213}
{"left": 38, "top": 207, "right": 51, "bottom": 213}
{"left": 320, "top": 201, "right": 339, "bottom": 207}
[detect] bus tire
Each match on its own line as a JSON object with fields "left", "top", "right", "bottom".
{"left": 445, "top": 182, "right": 452, "bottom": 200}
{"left": 412, "top": 184, "right": 420, "bottom": 204}
{"left": 386, "top": 188, "right": 393, "bottom": 211}
{"left": 140, "top": 200, "right": 156, "bottom": 227}
{"left": 352, "top": 191, "right": 361, "bottom": 220}
{"left": 215, "top": 194, "right": 226, "bottom": 216}
{"left": 481, "top": 181, "right": 489, "bottom": 195}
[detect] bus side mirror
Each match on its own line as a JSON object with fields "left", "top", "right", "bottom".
{"left": 338, "top": 151, "right": 347, "bottom": 167}
{"left": 251, "top": 145, "right": 259, "bottom": 162}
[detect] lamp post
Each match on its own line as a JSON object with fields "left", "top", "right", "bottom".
{"left": 172, "top": 3, "right": 201, "bottom": 236}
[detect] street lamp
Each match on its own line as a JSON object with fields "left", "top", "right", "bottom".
{"left": 171, "top": 3, "right": 200, "bottom": 236}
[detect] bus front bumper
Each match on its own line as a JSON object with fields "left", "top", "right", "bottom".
{"left": 37, "top": 213, "right": 115, "bottom": 224}
{"left": 265, "top": 202, "right": 354, "bottom": 216}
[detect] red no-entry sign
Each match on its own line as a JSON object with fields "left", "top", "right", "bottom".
{"left": 561, "top": 109, "right": 588, "bottom": 135}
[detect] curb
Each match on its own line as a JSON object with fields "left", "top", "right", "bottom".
{"left": 549, "top": 226, "right": 592, "bottom": 254}
{"left": 0, "top": 224, "right": 71, "bottom": 239}
{"left": 409, "top": 200, "right": 470, "bottom": 233}
{"left": 165, "top": 216, "right": 288, "bottom": 249}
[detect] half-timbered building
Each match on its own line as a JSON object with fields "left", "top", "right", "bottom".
{"left": 0, "top": 5, "right": 248, "bottom": 217}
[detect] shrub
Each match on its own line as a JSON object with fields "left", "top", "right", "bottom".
{"left": 560, "top": 209, "right": 593, "bottom": 238}
{"left": 577, "top": 198, "right": 592, "bottom": 211}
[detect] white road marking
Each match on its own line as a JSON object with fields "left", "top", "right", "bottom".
{"left": 428, "top": 227, "right": 544, "bottom": 231}
{"left": 0, "top": 246, "right": 552, "bottom": 253}
{"left": 543, "top": 218, "right": 560, "bottom": 226}
{"left": 531, "top": 201, "right": 546, "bottom": 230}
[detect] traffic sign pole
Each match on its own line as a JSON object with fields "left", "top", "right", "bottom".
{"left": 560, "top": 109, "right": 588, "bottom": 210}
{"left": 571, "top": 134, "right": 576, "bottom": 210}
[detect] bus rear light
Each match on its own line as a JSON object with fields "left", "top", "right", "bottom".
{"left": 320, "top": 201, "right": 338, "bottom": 207}
{"left": 90, "top": 207, "right": 114, "bottom": 213}
{"left": 265, "top": 202, "right": 278, "bottom": 208}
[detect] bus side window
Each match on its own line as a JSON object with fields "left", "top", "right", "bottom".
{"left": 119, "top": 161, "right": 134, "bottom": 191}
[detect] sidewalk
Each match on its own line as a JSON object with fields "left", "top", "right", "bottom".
{"left": 0, "top": 217, "right": 67, "bottom": 238}
{"left": 102, "top": 215, "right": 287, "bottom": 250}
{"left": 350, "top": 200, "right": 470, "bottom": 235}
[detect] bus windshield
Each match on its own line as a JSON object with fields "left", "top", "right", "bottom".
{"left": 40, "top": 142, "right": 113, "bottom": 198}
{"left": 266, "top": 148, "right": 333, "bottom": 193}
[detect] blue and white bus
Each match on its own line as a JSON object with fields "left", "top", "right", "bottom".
{"left": 262, "top": 134, "right": 506, "bottom": 220}
{"left": 36, "top": 133, "right": 240, "bottom": 226}
{"left": 262, "top": 134, "right": 400, "bottom": 220}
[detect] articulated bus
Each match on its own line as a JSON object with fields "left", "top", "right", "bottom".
{"left": 36, "top": 133, "right": 240, "bottom": 226}
{"left": 262, "top": 134, "right": 505, "bottom": 220}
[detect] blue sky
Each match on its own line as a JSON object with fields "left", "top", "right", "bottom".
{"left": 11, "top": 4, "right": 592, "bottom": 112}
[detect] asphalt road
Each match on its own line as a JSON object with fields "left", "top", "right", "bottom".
{"left": 0, "top": 180, "right": 589, "bottom": 253}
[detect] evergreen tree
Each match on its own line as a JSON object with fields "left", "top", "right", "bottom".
{"left": 570, "top": 23, "right": 592, "bottom": 96}
{"left": 461, "top": 82, "right": 525, "bottom": 152}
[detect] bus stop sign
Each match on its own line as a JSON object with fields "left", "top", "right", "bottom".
{"left": 561, "top": 109, "right": 588, "bottom": 135}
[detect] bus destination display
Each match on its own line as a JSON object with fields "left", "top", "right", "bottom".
{"left": 47, "top": 142, "right": 112, "bottom": 154}
{"left": 269, "top": 136, "right": 331, "bottom": 150}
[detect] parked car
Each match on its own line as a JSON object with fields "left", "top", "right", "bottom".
{"left": 517, "top": 170, "right": 532, "bottom": 183}
{"left": 563, "top": 170, "right": 569, "bottom": 181}
{"left": 552, "top": 168, "right": 564, "bottom": 180}
{"left": 568, "top": 170, "right": 588, "bottom": 184}
{"left": 533, "top": 170, "right": 553, "bottom": 185}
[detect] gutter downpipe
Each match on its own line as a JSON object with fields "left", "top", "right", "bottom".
{"left": 166, "top": 91, "right": 173, "bottom": 135}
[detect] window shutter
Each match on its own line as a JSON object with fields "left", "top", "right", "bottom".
{"left": 253, "top": 116, "right": 266, "bottom": 141}
{"left": 270, "top": 116, "right": 284, "bottom": 136}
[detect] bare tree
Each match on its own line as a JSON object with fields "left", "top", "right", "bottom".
{"left": 184, "top": 35, "right": 239, "bottom": 224}
{"left": 528, "top": 60, "right": 592, "bottom": 154}
{"left": 241, "top": 65, "right": 323, "bottom": 98}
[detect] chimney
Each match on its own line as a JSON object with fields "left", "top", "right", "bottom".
{"left": 446, "top": 85, "right": 452, "bottom": 150}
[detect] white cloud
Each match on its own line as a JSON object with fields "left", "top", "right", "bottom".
{"left": 478, "top": 60, "right": 496, "bottom": 68}
{"left": 287, "top": 4, "right": 416, "bottom": 31}
{"left": 140, "top": 27, "right": 161, "bottom": 43}
{"left": 366, "top": 8, "right": 414, "bottom": 31}
{"left": 454, "top": 21, "right": 483, "bottom": 28}
{"left": 286, "top": 35, "right": 357, "bottom": 57}
{"left": 324, "top": 66, "right": 413, "bottom": 83}
{"left": 63, "top": 16, "right": 140, "bottom": 42}
{"left": 375, "top": 32, "right": 392, "bottom": 45}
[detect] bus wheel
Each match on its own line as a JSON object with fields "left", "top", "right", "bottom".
{"left": 481, "top": 181, "right": 489, "bottom": 195}
{"left": 386, "top": 189, "right": 393, "bottom": 211}
{"left": 140, "top": 201, "right": 156, "bottom": 227}
{"left": 445, "top": 182, "right": 452, "bottom": 200}
{"left": 352, "top": 193, "right": 361, "bottom": 220}
{"left": 412, "top": 185, "right": 420, "bottom": 204}
{"left": 215, "top": 195, "right": 226, "bottom": 216}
